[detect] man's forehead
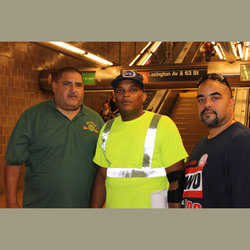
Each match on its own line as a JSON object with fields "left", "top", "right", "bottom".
{"left": 198, "top": 79, "right": 230, "bottom": 94}
{"left": 197, "top": 91, "right": 222, "bottom": 99}
{"left": 60, "top": 71, "right": 83, "bottom": 81}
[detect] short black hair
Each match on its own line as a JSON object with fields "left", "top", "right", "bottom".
{"left": 54, "top": 67, "right": 82, "bottom": 82}
{"left": 197, "top": 73, "right": 232, "bottom": 97}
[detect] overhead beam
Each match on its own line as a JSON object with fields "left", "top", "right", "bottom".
{"left": 218, "top": 42, "right": 237, "bottom": 63}
{"left": 174, "top": 42, "right": 193, "bottom": 63}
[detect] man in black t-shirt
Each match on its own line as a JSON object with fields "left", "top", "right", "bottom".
{"left": 182, "top": 73, "right": 250, "bottom": 208}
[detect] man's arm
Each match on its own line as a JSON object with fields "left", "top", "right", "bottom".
{"left": 90, "top": 166, "right": 107, "bottom": 208}
{"left": 228, "top": 134, "right": 250, "bottom": 207}
{"left": 5, "top": 165, "right": 22, "bottom": 208}
{"left": 165, "top": 160, "right": 185, "bottom": 208}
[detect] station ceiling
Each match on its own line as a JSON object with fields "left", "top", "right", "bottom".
{"left": 38, "top": 41, "right": 249, "bottom": 69}
{"left": 36, "top": 41, "right": 250, "bottom": 90}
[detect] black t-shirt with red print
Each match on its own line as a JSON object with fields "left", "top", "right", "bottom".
{"left": 182, "top": 122, "right": 250, "bottom": 208}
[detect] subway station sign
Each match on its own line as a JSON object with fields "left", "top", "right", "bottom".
{"left": 81, "top": 72, "right": 95, "bottom": 84}
{"left": 134, "top": 68, "right": 207, "bottom": 83}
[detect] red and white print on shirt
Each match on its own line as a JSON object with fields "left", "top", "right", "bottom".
{"left": 182, "top": 154, "right": 208, "bottom": 208}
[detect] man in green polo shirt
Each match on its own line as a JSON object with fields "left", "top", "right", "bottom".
{"left": 5, "top": 67, "right": 104, "bottom": 208}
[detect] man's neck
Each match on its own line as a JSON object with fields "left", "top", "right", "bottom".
{"left": 56, "top": 106, "right": 81, "bottom": 121}
{"left": 208, "top": 117, "right": 236, "bottom": 139}
{"left": 121, "top": 110, "right": 145, "bottom": 122}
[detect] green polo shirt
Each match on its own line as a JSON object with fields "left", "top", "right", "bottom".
{"left": 5, "top": 99, "right": 104, "bottom": 208}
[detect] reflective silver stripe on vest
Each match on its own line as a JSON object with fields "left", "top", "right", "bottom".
{"left": 142, "top": 114, "right": 161, "bottom": 168}
{"left": 102, "top": 114, "right": 166, "bottom": 178}
{"left": 101, "top": 119, "right": 115, "bottom": 165}
{"left": 107, "top": 167, "right": 166, "bottom": 178}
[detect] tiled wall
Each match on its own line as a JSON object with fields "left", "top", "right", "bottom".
{"left": 0, "top": 42, "right": 50, "bottom": 194}
{"left": 0, "top": 42, "right": 107, "bottom": 195}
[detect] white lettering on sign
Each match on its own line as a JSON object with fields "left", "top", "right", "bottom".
{"left": 184, "top": 70, "right": 192, "bottom": 76}
{"left": 149, "top": 72, "right": 171, "bottom": 77}
{"left": 193, "top": 70, "right": 199, "bottom": 75}
{"left": 148, "top": 69, "right": 205, "bottom": 79}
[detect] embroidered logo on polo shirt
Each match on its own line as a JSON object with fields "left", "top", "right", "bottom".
{"left": 83, "top": 121, "right": 99, "bottom": 133}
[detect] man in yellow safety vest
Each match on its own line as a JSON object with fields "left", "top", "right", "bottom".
{"left": 91, "top": 70, "right": 188, "bottom": 208}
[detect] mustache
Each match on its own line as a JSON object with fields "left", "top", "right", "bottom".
{"left": 68, "top": 93, "right": 78, "bottom": 97}
{"left": 200, "top": 107, "right": 217, "bottom": 116}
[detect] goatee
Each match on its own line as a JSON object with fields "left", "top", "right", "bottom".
{"left": 200, "top": 108, "right": 218, "bottom": 128}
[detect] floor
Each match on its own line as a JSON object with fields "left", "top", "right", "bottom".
{"left": 0, "top": 189, "right": 23, "bottom": 208}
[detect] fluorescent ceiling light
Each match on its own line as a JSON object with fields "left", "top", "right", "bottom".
{"left": 218, "top": 43, "right": 225, "bottom": 58}
{"left": 141, "top": 54, "right": 152, "bottom": 65}
{"left": 129, "top": 54, "right": 141, "bottom": 67}
{"left": 151, "top": 42, "right": 161, "bottom": 53}
{"left": 141, "top": 42, "right": 152, "bottom": 54}
{"left": 231, "top": 42, "right": 238, "bottom": 57}
{"left": 245, "top": 47, "right": 249, "bottom": 61}
{"left": 214, "top": 45, "right": 224, "bottom": 59}
{"left": 212, "top": 41, "right": 224, "bottom": 59}
{"left": 237, "top": 42, "right": 243, "bottom": 59}
{"left": 245, "top": 42, "right": 249, "bottom": 61}
{"left": 49, "top": 42, "right": 85, "bottom": 54}
{"left": 85, "top": 53, "right": 113, "bottom": 65}
{"left": 137, "top": 42, "right": 162, "bottom": 66}
{"left": 49, "top": 41, "right": 113, "bottom": 66}
{"left": 129, "top": 42, "right": 152, "bottom": 66}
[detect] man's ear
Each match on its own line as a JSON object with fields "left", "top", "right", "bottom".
{"left": 229, "top": 97, "right": 235, "bottom": 108}
{"left": 143, "top": 91, "right": 147, "bottom": 103}
{"left": 51, "top": 81, "right": 57, "bottom": 93}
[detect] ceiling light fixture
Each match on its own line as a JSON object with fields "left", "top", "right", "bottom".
{"left": 137, "top": 41, "right": 162, "bottom": 65}
{"left": 230, "top": 42, "right": 238, "bottom": 57}
{"left": 140, "top": 53, "right": 152, "bottom": 65}
{"left": 212, "top": 42, "right": 224, "bottom": 60}
{"left": 151, "top": 42, "right": 162, "bottom": 53}
{"left": 211, "top": 41, "right": 223, "bottom": 60}
{"left": 129, "top": 42, "right": 152, "bottom": 66}
{"left": 245, "top": 42, "right": 249, "bottom": 61}
{"left": 49, "top": 41, "right": 113, "bottom": 66}
{"left": 218, "top": 43, "right": 226, "bottom": 58}
{"left": 237, "top": 42, "right": 243, "bottom": 59}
